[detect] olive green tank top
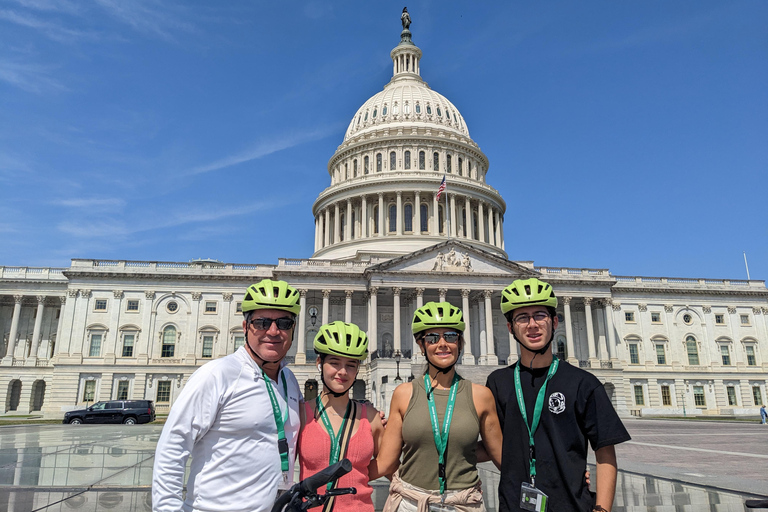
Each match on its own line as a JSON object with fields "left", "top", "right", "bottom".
{"left": 399, "top": 375, "right": 480, "bottom": 490}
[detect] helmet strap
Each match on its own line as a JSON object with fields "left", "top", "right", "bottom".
{"left": 318, "top": 359, "right": 356, "bottom": 397}
{"left": 422, "top": 347, "right": 459, "bottom": 375}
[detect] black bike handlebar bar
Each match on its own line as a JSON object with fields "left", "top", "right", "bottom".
{"left": 746, "top": 499, "right": 768, "bottom": 509}
{"left": 300, "top": 458, "right": 353, "bottom": 495}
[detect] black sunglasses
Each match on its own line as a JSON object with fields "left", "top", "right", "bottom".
{"left": 249, "top": 317, "right": 295, "bottom": 331}
{"left": 421, "top": 332, "right": 460, "bottom": 345}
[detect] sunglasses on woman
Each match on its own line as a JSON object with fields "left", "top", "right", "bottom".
{"left": 421, "top": 332, "right": 460, "bottom": 345}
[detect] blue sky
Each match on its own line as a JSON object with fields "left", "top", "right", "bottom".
{"left": 1, "top": 1, "right": 766, "bottom": 280}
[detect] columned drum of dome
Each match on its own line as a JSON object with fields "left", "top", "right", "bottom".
{"left": 312, "top": 14, "right": 506, "bottom": 261}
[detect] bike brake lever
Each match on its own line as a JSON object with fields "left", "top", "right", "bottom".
{"left": 325, "top": 487, "right": 357, "bottom": 497}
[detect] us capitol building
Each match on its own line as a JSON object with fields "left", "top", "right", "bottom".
{"left": 2, "top": 17, "right": 767, "bottom": 420}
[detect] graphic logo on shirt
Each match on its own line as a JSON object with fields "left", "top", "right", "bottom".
{"left": 548, "top": 392, "right": 566, "bottom": 414}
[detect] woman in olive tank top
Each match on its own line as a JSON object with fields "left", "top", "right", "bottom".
{"left": 370, "top": 302, "right": 503, "bottom": 512}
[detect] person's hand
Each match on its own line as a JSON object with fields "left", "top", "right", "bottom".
{"left": 585, "top": 469, "right": 591, "bottom": 486}
{"left": 379, "top": 409, "right": 387, "bottom": 428}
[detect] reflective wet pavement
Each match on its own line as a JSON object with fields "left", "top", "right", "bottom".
{"left": 0, "top": 422, "right": 766, "bottom": 511}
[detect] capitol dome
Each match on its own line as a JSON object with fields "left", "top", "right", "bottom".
{"left": 312, "top": 19, "right": 506, "bottom": 261}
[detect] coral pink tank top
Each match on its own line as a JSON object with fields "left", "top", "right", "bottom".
{"left": 298, "top": 401, "right": 375, "bottom": 511}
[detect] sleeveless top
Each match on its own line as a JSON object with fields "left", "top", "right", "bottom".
{"left": 298, "top": 401, "right": 375, "bottom": 511}
{"left": 399, "top": 375, "right": 480, "bottom": 491}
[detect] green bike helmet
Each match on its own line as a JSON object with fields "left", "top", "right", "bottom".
{"left": 411, "top": 301, "right": 465, "bottom": 335}
{"left": 500, "top": 278, "right": 558, "bottom": 315}
{"left": 242, "top": 279, "right": 301, "bottom": 315}
{"left": 314, "top": 321, "right": 369, "bottom": 360}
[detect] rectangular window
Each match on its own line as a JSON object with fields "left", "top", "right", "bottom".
{"left": 89, "top": 334, "right": 102, "bottom": 357}
{"left": 686, "top": 340, "right": 700, "bottom": 365}
{"left": 82, "top": 380, "right": 96, "bottom": 402}
{"left": 126, "top": 300, "right": 139, "bottom": 312}
{"left": 726, "top": 386, "right": 738, "bottom": 406}
{"left": 156, "top": 381, "right": 171, "bottom": 403}
{"left": 625, "top": 311, "right": 635, "bottom": 322}
{"left": 753, "top": 386, "right": 764, "bottom": 406}
{"left": 116, "top": 381, "right": 129, "bottom": 400}
{"left": 234, "top": 335, "right": 245, "bottom": 351}
{"left": 377, "top": 153, "right": 382, "bottom": 172}
{"left": 404, "top": 151, "right": 411, "bottom": 169}
{"left": 122, "top": 334, "right": 135, "bottom": 357}
{"left": 390, "top": 152, "right": 396, "bottom": 170}
{"left": 740, "top": 314, "right": 750, "bottom": 325}
{"left": 236, "top": 302, "right": 242, "bottom": 313}
{"left": 202, "top": 335, "right": 214, "bottom": 358}
{"left": 94, "top": 299, "right": 107, "bottom": 311}
{"left": 629, "top": 343, "right": 640, "bottom": 365}
{"left": 746, "top": 346, "right": 756, "bottom": 366}
{"left": 651, "top": 312, "right": 661, "bottom": 323}
{"left": 446, "top": 154, "right": 452, "bottom": 173}
{"left": 419, "top": 151, "right": 425, "bottom": 170}
{"left": 161, "top": 343, "right": 175, "bottom": 358}
{"left": 720, "top": 345, "right": 731, "bottom": 366}
{"left": 693, "top": 386, "right": 706, "bottom": 407}
{"left": 655, "top": 344, "right": 666, "bottom": 365}
{"left": 633, "top": 385, "right": 644, "bottom": 406}
{"left": 715, "top": 314, "right": 725, "bottom": 324}
{"left": 661, "top": 385, "right": 672, "bottom": 406}
{"left": 205, "top": 301, "right": 217, "bottom": 313}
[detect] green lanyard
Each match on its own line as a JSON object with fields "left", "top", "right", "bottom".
{"left": 514, "top": 358, "right": 559, "bottom": 487}
{"left": 316, "top": 397, "right": 353, "bottom": 490}
{"left": 425, "top": 373, "right": 460, "bottom": 497}
{"left": 264, "top": 370, "right": 290, "bottom": 474}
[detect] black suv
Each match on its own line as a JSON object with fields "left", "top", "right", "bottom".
{"left": 63, "top": 400, "right": 156, "bottom": 425}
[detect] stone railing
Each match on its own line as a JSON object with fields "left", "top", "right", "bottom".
{"left": 614, "top": 275, "right": 766, "bottom": 290}
{"left": 277, "top": 258, "right": 376, "bottom": 272}
{"left": 0, "top": 266, "right": 67, "bottom": 281}
{"left": 71, "top": 259, "right": 275, "bottom": 274}
{"left": 535, "top": 267, "right": 611, "bottom": 277}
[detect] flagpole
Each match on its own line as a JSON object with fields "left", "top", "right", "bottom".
{"left": 744, "top": 251, "right": 751, "bottom": 280}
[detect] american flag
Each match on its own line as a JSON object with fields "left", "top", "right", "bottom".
{"left": 436, "top": 176, "right": 447, "bottom": 201}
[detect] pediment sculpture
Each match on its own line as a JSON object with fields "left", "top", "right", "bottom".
{"left": 432, "top": 250, "right": 473, "bottom": 272}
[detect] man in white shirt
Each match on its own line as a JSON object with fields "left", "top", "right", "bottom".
{"left": 152, "top": 279, "right": 303, "bottom": 512}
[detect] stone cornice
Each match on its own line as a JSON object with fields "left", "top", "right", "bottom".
{"left": 331, "top": 135, "right": 489, "bottom": 169}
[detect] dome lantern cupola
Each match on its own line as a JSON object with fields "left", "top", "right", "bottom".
{"left": 390, "top": 7, "right": 422, "bottom": 81}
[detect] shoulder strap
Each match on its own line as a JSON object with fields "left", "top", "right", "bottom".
{"left": 321, "top": 400, "right": 357, "bottom": 512}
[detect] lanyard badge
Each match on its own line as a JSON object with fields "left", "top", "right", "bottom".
{"left": 316, "top": 397, "right": 353, "bottom": 490}
{"left": 424, "top": 373, "right": 460, "bottom": 501}
{"left": 263, "top": 370, "right": 290, "bottom": 478}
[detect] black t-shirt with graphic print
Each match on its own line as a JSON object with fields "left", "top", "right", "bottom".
{"left": 486, "top": 359, "right": 631, "bottom": 512}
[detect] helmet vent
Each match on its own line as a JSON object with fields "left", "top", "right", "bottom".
{"left": 524, "top": 285, "right": 531, "bottom": 295}
{"left": 273, "top": 286, "right": 280, "bottom": 298}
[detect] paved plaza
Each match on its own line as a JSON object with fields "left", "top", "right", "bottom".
{"left": 0, "top": 418, "right": 766, "bottom": 511}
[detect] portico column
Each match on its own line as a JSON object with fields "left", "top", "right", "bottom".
{"left": 494, "top": 211, "right": 501, "bottom": 248}
{"left": 295, "top": 290, "right": 307, "bottom": 364}
{"left": 322, "top": 289, "right": 331, "bottom": 325}
{"left": 361, "top": 195, "right": 368, "bottom": 238}
{"left": 562, "top": 297, "right": 577, "bottom": 365}
{"left": 314, "top": 216, "right": 319, "bottom": 250}
{"left": 432, "top": 193, "right": 439, "bottom": 235}
{"left": 54, "top": 296, "right": 67, "bottom": 357}
{"left": 603, "top": 299, "right": 618, "bottom": 361}
{"left": 450, "top": 194, "right": 457, "bottom": 237}
{"left": 28, "top": 296, "right": 46, "bottom": 362}
{"left": 465, "top": 197, "right": 472, "bottom": 239}
{"left": 415, "top": 288, "right": 424, "bottom": 309}
{"left": 487, "top": 207, "right": 494, "bottom": 245}
{"left": 461, "top": 289, "right": 475, "bottom": 364}
{"left": 378, "top": 193, "right": 384, "bottom": 237}
{"left": 438, "top": 288, "right": 447, "bottom": 303}
{"left": 396, "top": 192, "right": 403, "bottom": 235}
{"left": 480, "top": 290, "right": 498, "bottom": 365}
{"left": 324, "top": 209, "right": 330, "bottom": 247}
{"left": 393, "top": 287, "right": 402, "bottom": 352}
{"left": 345, "top": 290, "right": 353, "bottom": 323}
{"left": 499, "top": 214, "right": 505, "bottom": 250}
{"left": 414, "top": 191, "right": 421, "bottom": 234}
{"left": 345, "top": 199, "right": 352, "bottom": 241}
{"left": 478, "top": 201, "right": 485, "bottom": 243}
{"left": 334, "top": 203, "right": 341, "bottom": 244}
{"left": 368, "top": 287, "right": 378, "bottom": 354}
{"left": 583, "top": 297, "right": 598, "bottom": 364}
{"left": 3, "top": 295, "right": 23, "bottom": 363}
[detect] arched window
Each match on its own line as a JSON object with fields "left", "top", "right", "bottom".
{"left": 393, "top": 103, "right": 399, "bottom": 115}
{"left": 339, "top": 213, "right": 345, "bottom": 241}
{"left": 364, "top": 156, "right": 369, "bottom": 174}
{"left": 162, "top": 326, "right": 176, "bottom": 358}
{"left": 556, "top": 338, "right": 567, "bottom": 360}
{"left": 404, "top": 203, "right": 413, "bottom": 232}
{"left": 404, "top": 102, "right": 410, "bottom": 115}
{"left": 404, "top": 151, "right": 411, "bottom": 170}
{"left": 390, "top": 152, "right": 396, "bottom": 170}
{"left": 438, "top": 205, "right": 445, "bottom": 234}
{"left": 426, "top": 104, "right": 432, "bottom": 115}
{"left": 351, "top": 211, "right": 356, "bottom": 238}
{"left": 389, "top": 205, "right": 397, "bottom": 232}
{"left": 419, "top": 151, "right": 425, "bottom": 170}
{"left": 415, "top": 103, "right": 421, "bottom": 114}
{"left": 376, "top": 153, "right": 382, "bottom": 172}
{"left": 373, "top": 108, "right": 377, "bottom": 118}
{"left": 458, "top": 157, "right": 463, "bottom": 176}
{"left": 686, "top": 336, "right": 699, "bottom": 365}
{"left": 446, "top": 154, "right": 452, "bottom": 173}
{"left": 382, "top": 105, "right": 388, "bottom": 116}
{"left": 373, "top": 205, "right": 379, "bottom": 234}
{"left": 420, "top": 204, "right": 428, "bottom": 232}
{"left": 433, "top": 152, "right": 439, "bottom": 172}
{"left": 353, "top": 160, "right": 358, "bottom": 177}
{"left": 344, "top": 163, "right": 348, "bottom": 180}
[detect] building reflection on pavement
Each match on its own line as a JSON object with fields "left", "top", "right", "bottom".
{"left": 0, "top": 426, "right": 763, "bottom": 511}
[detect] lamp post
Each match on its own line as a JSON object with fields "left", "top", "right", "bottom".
{"left": 394, "top": 350, "right": 402, "bottom": 384}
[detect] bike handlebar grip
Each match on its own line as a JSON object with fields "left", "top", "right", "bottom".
{"left": 746, "top": 499, "right": 768, "bottom": 509}
{"left": 271, "top": 488, "right": 292, "bottom": 512}
{"left": 300, "top": 458, "right": 353, "bottom": 494}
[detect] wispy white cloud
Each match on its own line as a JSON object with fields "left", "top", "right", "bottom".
{"left": 12, "top": 0, "right": 83, "bottom": 14}
{"left": 94, "top": 0, "right": 195, "bottom": 42}
{"left": 52, "top": 198, "right": 126, "bottom": 208}
{"left": 185, "top": 126, "right": 340, "bottom": 176}
{"left": 0, "top": 9, "right": 99, "bottom": 42}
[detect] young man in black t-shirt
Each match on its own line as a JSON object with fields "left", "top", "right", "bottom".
{"left": 486, "top": 278, "right": 630, "bottom": 512}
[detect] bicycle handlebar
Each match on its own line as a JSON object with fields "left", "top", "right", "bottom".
{"left": 300, "top": 458, "right": 353, "bottom": 495}
{"left": 746, "top": 499, "right": 768, "bottom": 509}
